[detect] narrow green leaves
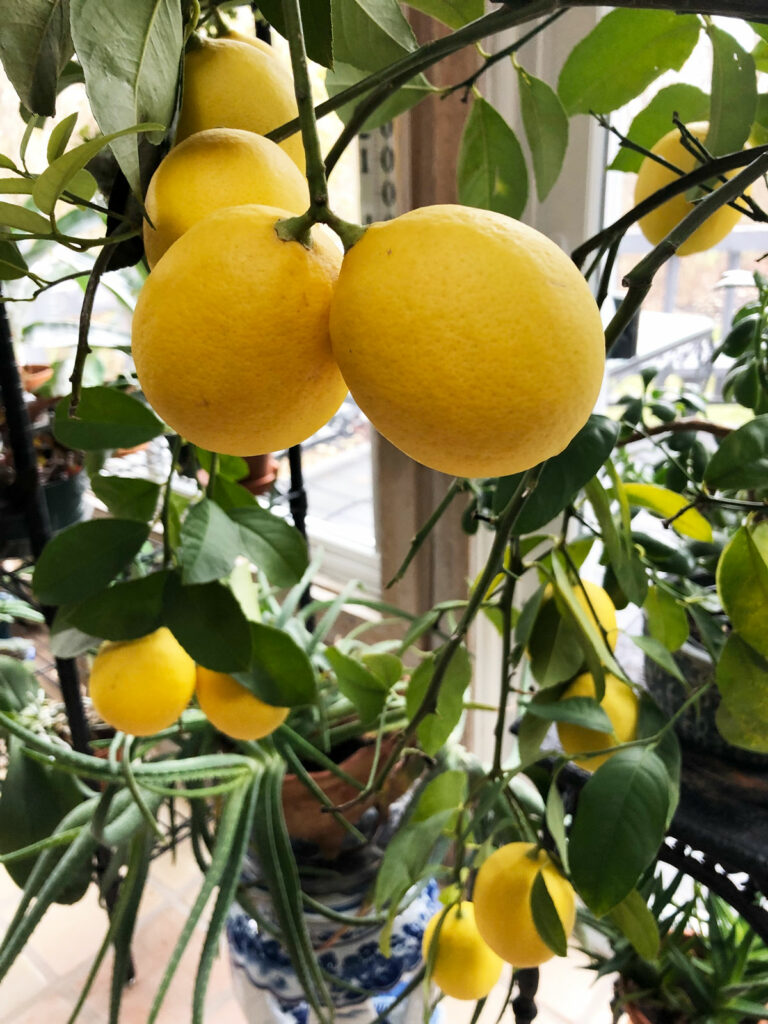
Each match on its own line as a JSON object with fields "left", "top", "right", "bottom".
{"left": 517, "top": 67, "right": 568, "bottom": 202}
{"left": 610, "top": 84, "right": 709, "bottom": 173}
{"left": 0, "top": 0, "right": 73, "bottom": 116}
{"left": 558, "top": 10, "right": 700, "bottom": 116}
{"left": 70, "top": 0, "right": 183, "bottom": 195}
{"left": 53, "top": 387, "right": 164, "bottom": 451}
{"left": 706, "top": 25, "right": 757, "bottom": 155}
{"left": 458, "top": 96, "right": 528, "bottom": 219}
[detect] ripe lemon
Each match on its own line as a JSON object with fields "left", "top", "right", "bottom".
{"left": 422, "top": 901, "right": 503, "bottom": 1000}
{"left": 542, "top": 580, "right": 619, "bottom": 651}
{"left": 634, "top": 122, "right": 743, "bottom": 256}
{"left": 196, "top": 667, "right": 288, "bottom": 740}
{"left": 473, "top": 842, "right": 575, "bottom": 968}
{"left": 329, "top": 205, "right": 605, "bottom": 478}
{"left": 89, "top": 628, "right": 196, "bottom": 736}
{"left": 222, "top": 30, "right": 275, "bottom": 57}
{"left": 176, "top": 37, "right": 304, "bottom": 169}
{"left": 557, "top": 672, "right": 639, "bottom": 771}
{"left": 143, "top": 128, "right": 309, "bottom": 268}
{"left": 132, "top": 205, "right": 346, "bottom": 455}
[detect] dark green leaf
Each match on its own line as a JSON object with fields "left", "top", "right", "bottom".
{"left": 610, "top": 84, "right": 709, "bottom": 173}
{"left": 715, "top": 633, "right": 768, "bottom": 752}
{"left": 558, "top": 10, "right": 700, "bottom": 116}
{"left": 517, "top": 66, "right": 568, "bottom": 201}
{"left": 517, "top": 711, "right": 552, "bottom": 767}
{"left": 255, "top": 0, "right": 332, "bottom": 67}
{"left": 526, "top": 695, "right": 613, "bottom": 731}
{"left": 70, "top": 0, "right": 183, "bottom": 195}
{"left": 406, "top": 645, "right": 471, "bottom": 757}
{"left": 704, "top": 415, "right": 768, "bottom": 492}
{"left": 716, "top": 522, "right": 768, "bottom": 657}
{"left": 517, "top": 416, "right": 619, "bottom": 534}
{"left": 234, "top": 623, "right": 316, "bottom": 707}
{"left": 90, "top": 475, "right": 160, "bottom": 522}
{"left": 545, "top": 782, "right": 569, "bottom": 872}
{"left": 53, "top": 387, "right": 164, "bottom": 451}
{"left": 210, "top": 475, "right": 256, "bottom": 510}
{"left": 608, "top": 889, "right": 660, "bottom": 959}
{"left": 636, "top": 693, "right": 681, "bottom": 823}
{"left": 457, "top": 97, "right": 528, "bottom": 218}
{"left": 531, "top": 870, "right": 567, "bottom": 957}
{"left": 330, "top": 0, "right": 416, "bottom": 70}
{"left": 569, "top": 746, "right": 670, "bottom": 914}
{"left": 325, "top": 646, "right": 387, "bottom": 723}
{"left": 0, "top": 201, "right": 51, "bottom": 234}
{"left": 706, "top": 25, "right": 757, "bottom": 155}
{"left": 584, "top": 476, "right": 647, "bottom": 607}
{"left": 412, "top": 770, "right": 467, "bottom": 823}
{"left": 404, "top": 0, "right": 482, "bottom": 29}
{"left": 527, "top": 595, "right": 585, "bottom": 688}
{"left": 0, "top": 657, "right": 37, "bottom": 713}
{"left": 180, "top": 499, "right": 242, "bottom": 585}
{"left": 195, "top": 447, "right": 249, "bottom": 482}
{"left": 0, "top": 0, "right": 73, "bottom": 116}
{"left": 515, "top": 584, "right": 546, "bottom": 649}
{"left": 374, "top": 809, "right": 454, "bottom": 910}
{"left": 162, "top": 576, "right": 251, "bottom": 672}
{"left": 0, "top": 240, "right": 29, "bottom": 280}
{"left": 643, "top": 585, "right": 689, "bottom": 652}
{"left": 325, "top": 62, "right": 432, "bottom": 131}
{"left": 228, "top": 505, "right": 308, "bottom": 588}
{"left": 63, "top": 571, "right": 169, "bottom": 641}
{"left": 630, "top": 634, "right": 686, "bottom": 684}
{"left": 33, "top": 518, "right": 149, "bottom": 605}
{"left": 49, "top": 604, "right": 99, "bottom": 657}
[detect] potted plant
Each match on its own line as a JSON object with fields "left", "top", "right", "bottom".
{"left": 0, "top": 3, "right": 767, "bottom": 1024}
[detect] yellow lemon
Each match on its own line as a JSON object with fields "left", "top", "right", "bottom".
{"left": 196, "top": 667, "right": 288, "bottom": 741}
{"left": 422, "top": 902, "right": 504, "bottom": 1001}
{"left": 329, "top": 205, "right": 605, "bottom": 478}
{"left": 634, "top": 122, "right": 744, "bottom": 256}
{"left": 143, "top": 128, "right": 308, "bottom": 268}
{"left": 176, "top": 37, "right": 304, "bottom": 169}
{"left": 89, "top": 628, "right": 196, "bottom": 736}
{"left": 473, "top": 842, "right": 575, "bottom": 968}
{"left": 557, "top": 672, "right": 639, "bottom": 771}
{"left": 222, "top": 29, "right": 275, "bottom": 57}
{"left": 132, "top": 204, "right": 346, "bottom": 455}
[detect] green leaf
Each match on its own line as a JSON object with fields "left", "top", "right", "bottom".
{"left": 49, "top": 605, "right": 99, "bottom": 658}
{"left": 584, "top": 476, "right": 647, "bottom": 607}
{"left": 527, "top": 594, "right": 585, "bottom": 688}
{"left": 517, "top": 66, "right": 568, "bottom": 201}
{"left": 622, "top": 483, "right": 712, "bottom": 542}
{"left": 715, "top": 633, "right": 768, "bottom": 752}
{"left": 254, "top": 0, "right": 332, "bottom": 67}
{"left": 0, "top": 657, "right": 37, "bottom": 713}
{"left": 457, "top": 96, "right": 528, "bottom": 219}
{"left": 706, "top": 25, "right": 757, "bottom": 156}
{"left": 610, "top": 84, "right": 709, "bottom": 173}
{"left": 405, "top": 0, "right": 483, "bottom": 29}
{"left": 70, "top": 0, "right": 183, "bottom": 195}
{"left": 530, "top": 870, "right": 567, "bottom": 958}
{"left": 330, "top": 0, "right": 416, "bottom": 71}
{"left": 0, "top": 201, "right": 51, "bottom": 235}
{"left": 704, "top": 415, "right": 768, "bottom": 492}
{"left": 517, "top": 416, "right": 619, "bottom": 535}
{"left": 0, "top": 179, "right": 33, "bottom": 195}
{"left": 325, "top": 647, "right": 388, "bottom": 724}
{"left": 32, "top": 121, "right": 162, "bottom": 214}
{"left": 33, "top": 518, "right": 149, "bottom": 606}
{"left": 210, "top": 475, "right": 256, "bottom": 511}
{"left": 412, "top": 770, "right": 468, "bottom": 823}
{"left": 517, "top": 711, "right": 551, "bottom": 767}
{"left": 608, "top": 889, "right": 660, "bottom": 959}
{"left": 643, "top": 586, "right": 689, "bottom": 652}
{"left": 179, "top": 499, "right": 242, "bottom": 585}
{"left": 527, "top": 694, "right": 613, "bottom": 732}
{"left": 716, "top": 698, "right": 768, "bottom": 755}
{"left": 569, "top": 746, "right": 670, "bottom": 915}
{"left": 374, "top": 809, "right": 454, "bottom": 910}
{"left": 90, "top": 475, "right": 160, "bottom": 522}
{"left": 552, "top": 557, "right": 626, "bottom": 684}
{"left": 233, "top": 623, "right": 316, "bottom": 707}
{"left": 0, "top": 0, "right": 73, "bottom": 116}
{"left": 325, "top": 62, "right": 432, "bottom": 131}
{"left": 716, "top": 522, "right": 768, "bottom": 657}
{"left": 228, "top": 505, "right": 308, "bottom": 588}
{"left": 557, "top": 10, "right": 700, "bottom": 116}
{"left": 0, "top": 240, "right": 29, "bottom": 280}
{"left": 53, "top": 387, "right": 164, "bottom": 451}
{"left": 630, "top": 634, "right": 686, "bottom": 685}
{"left": 636, "top": 694, "right": 680, "bottom": 825}
{"left": 514, "top": 584, "right": 546, "bottom": 649}
{"left": 46, "top": 110, "right": 77, "bottom": 162}
{"left": 406, "top": 645, "right": 471, "bottom": 757}
{"left": 62, "top": 571, "right": 169, "bottom": 641}
{"left": 162, "top": 576, "right": 251, "bottom": 673}
{"left": 545, "top": 782, "right": 569, "bottom": 873}
{"left": 361, "top": 652, "right": 402, "bottom": 690}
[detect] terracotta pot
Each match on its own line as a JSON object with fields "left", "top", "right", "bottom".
{"left": 19, "top": 363, "right": 53, "bottom": 393}
{"left": 238, "top": 453, "right": 279, "bottom": 496}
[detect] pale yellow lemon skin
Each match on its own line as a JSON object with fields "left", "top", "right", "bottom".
{"left": 634, "top": 122, "right": 743, "bottom": 256}
{"left": 422, "top": 902, "right": 504, "bottom": 1001}
{"left": 473, "top": 842, "right": 576, "bottom": 968}
{"left": 176, "top": 38, "right": 304, "bottom": 170}
{"left": 328, "top": 205, "right": 605, "bottom": 479}
{"left": 132, "top": 205, "right": 347, "bottom": 456}
{"left": 196, "top": 667, "right": 288, "bottom": 741}
{"left": 222, "top": 30, "right": 275, "bottom": 57}
{"left": 557, "top": 672, "right": 639, "bottom": 771}
{"left": 89, "top": 627, "right": 196, "bottom": 736}
{"left": 143, "top": 128, "right": 309, "bottom": 268}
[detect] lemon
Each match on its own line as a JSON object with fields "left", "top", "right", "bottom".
{"left": 222, "top": 29, "right": 275, "bottom": 57}
{"left": 634, "top": 122, "right": 744, "bottom": 256}
{"left": 329, "top": 205, "right": 605, "bottom": 478}
{"left": 88, "top": 628, "right": 196, "bottom": 736}
{"left": 422, "top": 902, "right": 503, "bottom": 1000}
{"left": 557, "top": 672, "right": 639, "bottom": 771}
{"left": 176, "top": 37, "right": 304, "bottom": 169}
{"left": 143, "top": 128, "right": 309, "bottom": 268}
{"left": 132, "top": 204, "right": 346, "bottom": 455}
{"left": 473, "top": 842, "right": 575, "bottom": 968}
{"left": 196, "top": 667, "right": 288, "bottom": 741}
